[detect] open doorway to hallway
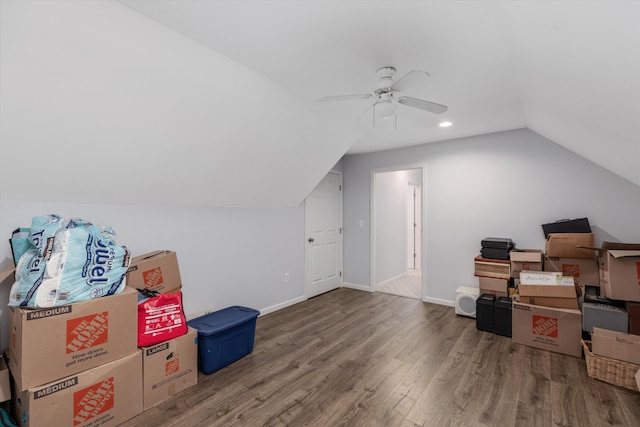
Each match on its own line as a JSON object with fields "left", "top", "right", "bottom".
{"left": 372, "top": 167, "right": 423, "bottom": 300}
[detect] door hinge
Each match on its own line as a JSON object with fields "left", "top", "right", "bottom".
{"left": 339, "top": 185, "right": 342, "bottom": 191}
{"left": 340, "top": 271, "right": 342, "bottom": 277}
{"left": 340, "top": 227, "right": 343, "bottom": 234}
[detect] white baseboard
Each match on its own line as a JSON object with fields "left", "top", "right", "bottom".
{"left": 259, "top": 296, "right": 307, "bottom": 316}
{"left": 186, "top": 295, "right": 307, "bottom": 320}
{"left": 342, "top": 282, "right": 372, "bottom": 292}
{"left": 423, "top": 296, "right": 455, "bottom": 307}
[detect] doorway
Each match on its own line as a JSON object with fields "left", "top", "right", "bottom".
{"left": 372, "top": 167, "right": 423, "bottom": 300}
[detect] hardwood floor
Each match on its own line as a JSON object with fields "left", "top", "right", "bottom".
{"left": 376, "top": 269, "right": 422, "bottom": 300}
{"left": 121, "top": 288, "right": 640, "bottom": 427}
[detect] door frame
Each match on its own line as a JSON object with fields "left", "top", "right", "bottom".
{"left": 370, "top": 164, "right": 426, "bottom": 298}
{"left": 304, "top": 170, "right": 343, "bottom": 298}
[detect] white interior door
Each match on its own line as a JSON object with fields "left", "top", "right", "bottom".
{"left": 305, "top": 171, "right": 343, "bottom": 298}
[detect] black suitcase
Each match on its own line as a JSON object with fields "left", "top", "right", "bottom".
{"left": 493, "top": 297, "right": 512, "bottom": 337}
{"left": 541, "top": 218, "right": 591, "bottom": 238}
{"left": 476, "top": 294, "right": 495, "bottom": 332}
{"left": 480, "top": 247, "right": 511, "bottom": 260}
{"left": 481, "top": 237, "right": 514, "bottom": 250}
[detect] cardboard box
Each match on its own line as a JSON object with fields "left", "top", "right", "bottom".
{"left": 591, "top": 327, "right": 640, "bottom": 364}
{"left": 9, "top": 287, "right": 138, "bottom": 391}
{"left": 510, "top": 249, "right": 543, "bottom": 278}
{"left": 626, "top": 302, "right": 640, "bottom": 335}
{"left": 600, "top": 250, "right": 640, "bottom": 302}
{"left": 478, "top": 277, "right": 509, "bottom": 297}
{"left": 512, "top": 302, "right": 582, "bottom": 357}
{"left": 12, "top": 351, "right": 143, "bottom": 427}
{"left": 518, "top": 271, "right": 578, "bottom": 309}
{"left": 0, "top": 357, "right": 10, "bottom": 403}
{"left": 545, "top": 233, "right": 595, "bottom": 259}
{"left": 141, "top": 327, "right": 198, "bottom": 410}
{"left": 474, "top": 256, "right": 510, "bottom": 279}
{"left": 126, "top": 250, "right": 182, "bottom": 294}
{"left": 544, "top": 256, "right": 599, "bottom": 286}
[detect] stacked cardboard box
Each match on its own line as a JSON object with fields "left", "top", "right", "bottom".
{"left": 1, "top": 249, "right": 198, "bottom": 426}
{"left": 125, "top": 250, "right": 198, "bottom": 411}
{"left": 2, "top": 266, "right": 143, "bottom": 427}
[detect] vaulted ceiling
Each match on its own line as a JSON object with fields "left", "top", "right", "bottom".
{"left": 1, "top": 1, "right": 638, "bottom": 208}
{"left": 119, "top": 0, "right": 640, "bottom": 186}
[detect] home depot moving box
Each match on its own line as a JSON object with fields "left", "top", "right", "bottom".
{"left": 510, "top": 249, "right": 543, "bottom": 278}
{"left": 512, "top": 302, "right": 582, "bottom": 357}
{"left": 478, "top": 277, "right": 509, "bottom": 297}
{"left": 544, "top": 256, "right": 599, "bottom": 287}
{"left": 126, "top": 250, "right": 182, "bottom": 294}
{"left": 141, "top": 327, "right": 198, "bottom": 410}
{"left": 545, "top": 233, "right": 595, "bottom": 259}
{"left": 9, "top": 287, "right": 138, "bottom": 391}
{"left": 12, "top": 351, "right": 142, "bottom": 427}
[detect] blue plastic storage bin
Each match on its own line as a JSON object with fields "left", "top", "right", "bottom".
{"left": 187, "top": 306, "right": 260, "bottom": 374}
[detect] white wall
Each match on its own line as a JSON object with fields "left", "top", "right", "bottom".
{"left": 374, "top": 171, "right": 409, "bottom": 284}
{"left": 0, "top": 0, "right": 355, "bottom": 209}
{"left": 0, "top": 202, "right": 306, "bottom": 351}
{"left": 343, "top": 128, "right": 640, "bottom": 305}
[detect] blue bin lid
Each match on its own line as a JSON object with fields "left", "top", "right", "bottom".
{"left": 187, "top": 306, "right": 260, "bottom": 336}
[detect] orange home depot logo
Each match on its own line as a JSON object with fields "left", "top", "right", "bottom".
{"left": 66, "top": 312, "right": 108, "bottom": 353}
{"left": 166, "top": 358, "right": 180, "bottom": 376}
{"left": 142, "top": 267, "right": 164, "bottom": 289}
{"left": 73, "top": 377, "right": 115, "bottom": 425}
{"left": 562, "top": 264, "right": 580, "bottom": 278}
{"left": 532, "top": 315, "right": 558, "bottom": 338}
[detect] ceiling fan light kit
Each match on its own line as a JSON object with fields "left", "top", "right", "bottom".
{"left": 318, "top": 66, "right": 448, "bottom": 127}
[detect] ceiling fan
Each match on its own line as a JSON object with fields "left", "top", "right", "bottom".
{"left": 318, "top": 66, "right": 448, "bottom": 127}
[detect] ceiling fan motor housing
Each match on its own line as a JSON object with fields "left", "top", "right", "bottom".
{"left": 375, "top": 66, "right": 397, "bottom": 92}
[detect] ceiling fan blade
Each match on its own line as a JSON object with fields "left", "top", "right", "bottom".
{"left": 390, "top": 70, "right": 430, "bottom": 92}
{"left": 397, "top": 96, "right": 448, "bottom": 114}
{"left": 355, "top": 100, "right": 377, "bottom": 125}
{"left": 318, "top": 94, "right": 373, "bottom": 102}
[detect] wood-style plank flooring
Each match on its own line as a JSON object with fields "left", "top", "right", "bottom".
{"left": 121, "top": 288, "right": 640, "bottom": 426}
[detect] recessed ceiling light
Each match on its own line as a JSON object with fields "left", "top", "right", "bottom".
{"left": 439, "top": 121, "right": 453, "bottom": 128}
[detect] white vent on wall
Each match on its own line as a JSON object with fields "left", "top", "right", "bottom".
{"left": 455, "top": 286, "right": 480, "bottom": 318}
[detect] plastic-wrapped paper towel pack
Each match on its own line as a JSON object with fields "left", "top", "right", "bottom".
{"left": 9, "top": 214, "right": 131, "bottom": 308}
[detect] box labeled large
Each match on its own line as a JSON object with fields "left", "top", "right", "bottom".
{"left": 600, "top": 250, "right": 640, "bottom": 302}
{"left": 512, "top": 302, "right": 582, "bottom": 357}
{"left": 126, "top": 250, "right": 182, "bottom": 294}
{"left": 9, "top": 287, "right": 138, "bottom": 391}
{"left": 188, "top": 306, "right": 260, "bottom": 375}
{"left": 544, "top": 256, "right": 599, "bottom": 287}
{"left": 141, "top": 327, "right": 198, "bottom": 410}
{"left": 12, "top": 350, "right": 142, "bottom": 427}
{"left": 591, "top": 327, "right": 640, "bottom": 364}
{"left": 545, "top": 233, "right": 595, "bottom": 259}
{"left": 510, "top": 249, "right": 543, "bottom": 278}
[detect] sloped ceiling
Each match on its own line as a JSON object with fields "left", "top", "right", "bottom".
{"left": 118, "top": 0, "right": 640, "bottom": 185}
{"left": 1, "top": 1, "right": 638, "bottom": 210}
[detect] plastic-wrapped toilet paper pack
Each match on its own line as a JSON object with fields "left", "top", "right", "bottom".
{"left": 29, "top": 214, "right": 64, "bottom": 258}
{"left": 9, "top": 217, "right": 131, "bottom": 308}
